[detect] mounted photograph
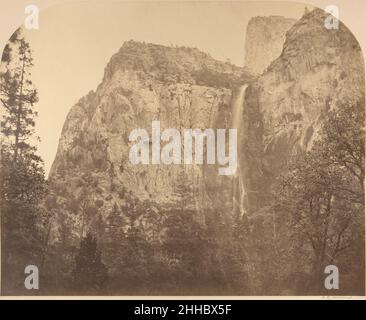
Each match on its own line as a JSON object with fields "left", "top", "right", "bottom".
{"left": 0, "top": 1, "right": 364, "bottom": 296}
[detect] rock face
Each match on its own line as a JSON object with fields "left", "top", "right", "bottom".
{"left": 49, "top": 41, "right": 252, "bottom": 243}
{"left": 47, "top": 9, "right": 364, "bottom": 294}
{"left": 49, "top": 8, "right": 365, "bottom": 237}
{"left": 244, "top": 16, "right": 296, "bottom": 75}
{"left": 241, "top": 8, "right": 364, "bottom": 213}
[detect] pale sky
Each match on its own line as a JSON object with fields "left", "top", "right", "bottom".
{"left": 17, "top": 1, "right": 307, "bottom": 175}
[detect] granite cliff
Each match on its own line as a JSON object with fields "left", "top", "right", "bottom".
{"left": 48, "top": 41, "right": 253, "bottom": 245}
{"left": 244, "top": 15, "right": 296, "bottom": 75}
{"left": 45, "top": 8, "right": 364, "bottom": 294}
{"left": 241, "top": 8, "right": 364, "bottom": 213}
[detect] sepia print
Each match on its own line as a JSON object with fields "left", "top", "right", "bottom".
{"left": 0, "top": 1, "right": 364, "bottom": 296}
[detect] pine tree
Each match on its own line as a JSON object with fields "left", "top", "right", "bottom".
{"left": 103, "top": 201, "right": 156, "bottom": 294}
{"left": 72, "top": 232, "right": 108, "bottom": 294}
{"left": 0, "top": 29, "right": 47, "bottom": 294}
{"left": 1, "top": 29, "right": 39, "bottom": 161}
{"left": 163, "top": 170, "right": 209, "bottom": 292}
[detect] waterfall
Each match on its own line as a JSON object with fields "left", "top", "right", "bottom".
{"left": 232, "top": 85, "right": 248, "bottom": 129}
{"left": 231, "top": 84, "right": 248, "bottom": 217}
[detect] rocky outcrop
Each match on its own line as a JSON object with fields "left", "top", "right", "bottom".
{"left": 244, "top": 16, "right": 296, "bottom": 75}
{"left": 44, "top": 9, "right": 365, "bottom": 295}
{"left": 48, "top": 41, "right": 253, "bottom": 244}
{"left": 241, "top": 8, "right": 364, "bottom": 213}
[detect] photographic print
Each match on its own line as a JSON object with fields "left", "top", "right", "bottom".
{"left": 0, "top": 0, "right": 364, "bottom": 297}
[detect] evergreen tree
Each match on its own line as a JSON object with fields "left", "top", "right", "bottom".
{"left": 72, "top": 232, "right": 108, "bottom": 294}
{"left": 163, "top": 170, "right": 210, "bottom": 292}
{"left": 0, "top": 29, "right": 47, "bottom": 294}
{"left": 1, "top": 29, "right": 39, "bottom": 161}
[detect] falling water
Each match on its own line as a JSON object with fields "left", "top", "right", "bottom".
{"left": 231, "top": 84, "right": 248, "bottom": 216}
{"left": 232, "top": 85, "right": 248, "bottom": 129}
